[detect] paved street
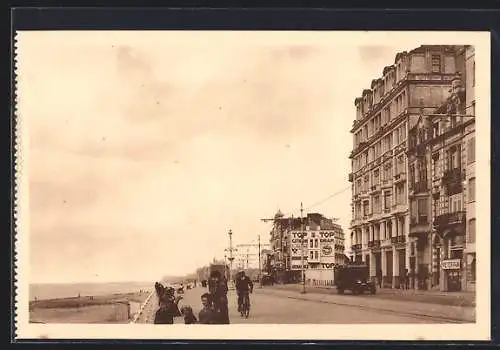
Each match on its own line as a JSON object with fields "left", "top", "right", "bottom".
{"left": 134, "top": 285, "right": 473, "bottom": 324}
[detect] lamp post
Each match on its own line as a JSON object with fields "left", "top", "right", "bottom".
{"left": 225, "top": 229, "right": 236, "bottom": 285}
{"left": 300, "top": 202, "right": 306, "bottom": 294}
{"left": 258, "top": 235, "right": 262, "bottom": 288}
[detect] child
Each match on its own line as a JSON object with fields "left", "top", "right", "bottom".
{"left": 180, "top": 305, "right": 197, "bottom": 324}
{"left": 198, "top": 293, "right": 217, "bottom": 324}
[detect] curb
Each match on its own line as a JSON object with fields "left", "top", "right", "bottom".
{"left": 130, "top": 290, "right": 154, "bottom": 324}
{"left": 270, "top": 285, "right": 475, "bottom": 306}
{"left": 258, "top": 289, "right": 474, "bottom": 324}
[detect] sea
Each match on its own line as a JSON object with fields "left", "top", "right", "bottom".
{"left": 29, "top": 281, "right": 155, "bottom": 301}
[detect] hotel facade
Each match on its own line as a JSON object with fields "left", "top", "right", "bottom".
{"left": 349, "top": 45, "right": 467, "bottom": 290}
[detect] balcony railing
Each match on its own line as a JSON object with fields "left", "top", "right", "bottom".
{"left": 411, "top": 181, "right": 429, "bottom": 194}
{"left": 410, "top": 216, "right": 429, "bottom": 226}
{"left": 390, "top": 235, "right": 406, "bottom": 244}
{"left": 368, "top": 240, "right": 381, "bottom": 249}
{"left": 352, "top": 244, "right": 362, "bottom": 251}
{"left": 433, "top": 211, "right": 466, "bottom": 229}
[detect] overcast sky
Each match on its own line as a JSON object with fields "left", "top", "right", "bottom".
{"left": 18, "top": 32, "right": 423, "bottom": 283}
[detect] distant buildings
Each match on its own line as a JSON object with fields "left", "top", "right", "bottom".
{"left": 349, "top": 45, "right": 475, "bottom": 292}
{"left": 267, "top": 210, "right": 347, "bottom": 284}
{"left": 234, "top": 242, "right": 271, "bottom": 270}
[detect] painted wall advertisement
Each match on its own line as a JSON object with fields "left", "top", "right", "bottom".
{"left": 289, "top": 230, "right": 338, "bottom": 270}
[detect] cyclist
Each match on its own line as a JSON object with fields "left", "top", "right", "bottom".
{"left": 235, "top": 270, "right": 253, "bottom": 313}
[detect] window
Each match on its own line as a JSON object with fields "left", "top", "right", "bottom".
{"left": 310, "top": 251, "right": 314, "bottom": 259}
{"left": 314, "top": 251, "right": 319, "bottom": 260}
{"left": 431, "top": 55, "right": 441, "bottom": 73}
{"left": 469, "top": 178, "right": 476, "bottom": 202}
{"left": 447, "top": 145, "right": 462, "bottom": 170}
{"left": 397, "top": 155, "right": 405, "bottom": 175}
{"left": 314, "top": 239, "right": 319, "bottom": 248}
{"left": 409, "top": 163, "right": 416, "bottom": 185}
{"left": 383, "top": 162, "right": 393, "bottom": 183}
{"left": 374, "top": 169, "right": 380, "bottom": 185}
{"left": 364, "top": 174, "right": 370, "bottom": 191}
{"left": 373, "top": 195, "right": 381, "bottom": 214}
{"left": 432, "top": 153, "right": 440, "bottom": 177}
{"left": 356, "top": 179, "right": 362, "bottom": 194}
{"left": 363, "top": 200, "right": 370, "bottom": 216}
{"left": 468, "top": 219, "right": 476, "bottom": 243}
{"left": 417, "top": 158, "right": 427, "bottom": 184}
{"left": 449, "top": 193, "right": 463, "bottom": 212}
{"left": 375, "top": 142, "right": 381, "bottom": 158}
{"left": 309, "top": 239, "right": 313, "bottom": 248}
{"left": 467, "top": 137, "right": 475, "bottom": 164}
{"left": 396, "top": 183, "right": 406, "bottom": 205}
{"left": 384, "top": 191, "right": 392, "bottom": 209}
{"left": 418, "top": 198, "right": 428, "bottom": 223}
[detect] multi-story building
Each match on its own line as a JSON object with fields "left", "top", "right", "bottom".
{"left": 288, "top": 213, "right": 346, "bottom": 285}
{"left": 268, "top": 210, "right": 346, "bottom": 284}
{"left": 349, "top": 45, "right": 464, "bottom": 289}
{"left": 423, "top": 46, "right": 475, "bottom": 292}
{"left": 234, "top": 242, "right": 271, "bottom": 270}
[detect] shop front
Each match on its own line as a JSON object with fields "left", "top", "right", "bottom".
{"left": 441, "top": 258, "right": 462, "bottom": 292}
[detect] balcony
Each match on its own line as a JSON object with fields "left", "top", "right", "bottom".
{"left": 442, "top": 168, "right": 465, "bottom": 196}
{"left": 411, "top": 181, "right": 429, "bottom": 194}
{"left": 433, "top": 211, "right": 466, "bottom": 230}
{"left": 390, "top": 235, "right": 406, "bottom": 244}
{"left": 352, "top": 244, "right": 362, "bottom": 251}
{"left": 368, "top": 240, "right": 381, "bottom": 249}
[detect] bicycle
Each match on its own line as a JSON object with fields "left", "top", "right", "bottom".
{"left": 239, "top": 292, "right": 250, "bottom": 318}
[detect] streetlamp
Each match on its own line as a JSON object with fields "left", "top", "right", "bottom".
{"left": 300, "top": 202, "right": 306, "bottom": 294}
{"left": 225, "top": 229, "right": 236, "bottom": 285}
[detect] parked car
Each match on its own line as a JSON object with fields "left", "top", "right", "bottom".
{"left": 334, "top": 263, "right": 376, "bottom": 295}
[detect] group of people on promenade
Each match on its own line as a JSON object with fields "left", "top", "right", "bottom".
{"left": 153, "top": 270, "right": 254, "bottom": 325}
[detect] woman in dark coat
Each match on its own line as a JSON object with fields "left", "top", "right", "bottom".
{"left": 154, "top": 293, "right": 182, "bottom": 324}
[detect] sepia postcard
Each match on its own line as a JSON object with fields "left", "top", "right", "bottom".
{"left": 13, "top": 30, "right": 491, "bottom": 341}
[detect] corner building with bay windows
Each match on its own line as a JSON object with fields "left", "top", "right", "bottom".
{"left": 349, "top": 45, "right": 465, "bottom": 289}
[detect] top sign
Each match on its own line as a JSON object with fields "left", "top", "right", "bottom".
{"left": 441, "top": 259, "right": 461, "bottom": 270}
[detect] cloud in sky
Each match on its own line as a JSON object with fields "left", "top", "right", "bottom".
{"left": 17, "top": 31, "right": 418, "bottom": 283}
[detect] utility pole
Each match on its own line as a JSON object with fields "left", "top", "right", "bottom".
{"left": 300, "top": 202, "right": 306, "bottom": 294}
{"left": 258, "top": 235, "right": 262, "bottom": 288}
{"left": 246, "top": 248, "right": 249, "bottom": 269}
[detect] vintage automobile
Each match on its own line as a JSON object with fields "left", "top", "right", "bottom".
{"left": 260, "top": 273, "right": 274, "bottom": 286}
{"left": 334, "top": 263, "right": 376, "bottom": 295}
